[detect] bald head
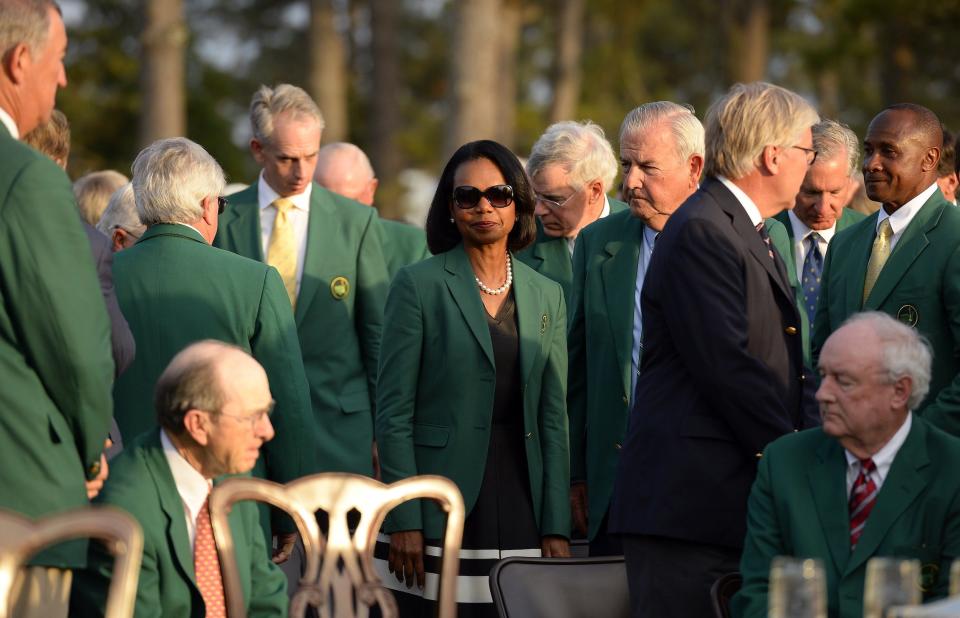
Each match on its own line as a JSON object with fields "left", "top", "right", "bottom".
{"left": 313, "top": 142, "right": 378, "bottom": 206}
{"left": 863, "top": 104, "right": 943, "bottom": 209}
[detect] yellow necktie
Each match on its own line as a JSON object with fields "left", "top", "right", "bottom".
{"left": 267, "top": 198, "right": 298, "bottom": 308}
{"left": 862, "top": 218, "right": 893, "bottom": 305}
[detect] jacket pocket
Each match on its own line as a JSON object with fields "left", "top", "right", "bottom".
{"left": 339, "top": 389, "right": 371, "bottom": 414}
{"left": 413, "top": 423, "right": 450, "bottom": 448}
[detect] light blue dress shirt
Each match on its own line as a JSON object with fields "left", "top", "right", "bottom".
{"left": 630, "top": 225, "right": 659, "bottom": 403}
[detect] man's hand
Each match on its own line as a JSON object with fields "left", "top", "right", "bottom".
{"left": 85, "top": 439, "right": 111, "bottom": 500}
{"left": 541, "top": 535, "right": 571, "bottom": 558}
{"left": 388, "top": 530, "right": 425, "bottom": 589}
{"left": 570, "top": 481, "right": 588, "bottom": 537}
{"left": 272, "top": 532, "right": 298, "bottom": 564}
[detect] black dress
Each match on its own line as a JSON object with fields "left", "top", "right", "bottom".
{"left": 374, "top": 291, "right": 541, "bottom": 617}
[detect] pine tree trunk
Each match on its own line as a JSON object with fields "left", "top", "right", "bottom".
{"left": 140, "top": 0, "right": 186, "bottom": 146}
{"left": 308, "top": 0, "right": 348, "bottom": 143}
{"left": 370, "top": 0, "right": 401, "bottom": 190}
{"left": 549, "top": 0, "right": 584, "bottom": 123}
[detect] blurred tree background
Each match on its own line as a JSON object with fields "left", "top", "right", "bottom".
{"left": 58, "top": 0, "right": 960, "bottom": 221}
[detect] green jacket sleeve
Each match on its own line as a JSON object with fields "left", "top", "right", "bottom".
{"left": 917, "top": 245, "right": 960, "bottom": 434}
{"left": 566, "top": 241, "right": 588, "bottom": 482}
{"left": 2, "top": 156, "right": 113, "bottom": 476}
{"left": 538, "top": 288, "right": 572, "bottom": 538}
{"left": 375, "top": 267, "right": 425, "bottom": 532}
{"left": 245, "top": 503, "right": 290, "bottom": 617}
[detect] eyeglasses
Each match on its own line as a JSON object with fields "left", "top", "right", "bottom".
{"left": 217, "top": 196, "right": 228, "bottom": 214}
{"left": 452, "top": 184, "right": 514, "bottom": 209}
{"left": 534, "top": 189, "right": 580, "bottom": 210}
{"left": 792, "top": 145, "right": 818, "bottom": 165}
{"left": 212, "top": 400, "right": 275, "bottom": 430}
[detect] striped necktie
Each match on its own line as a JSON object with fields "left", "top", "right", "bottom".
{"left": 194, "top": 495, "right": 226, "bottom": 617}
{"left": 849, "top": 458, "right": 877, "bottom": 550}
{"left": 267, "top": 197, "right": 298, "bottom": 308}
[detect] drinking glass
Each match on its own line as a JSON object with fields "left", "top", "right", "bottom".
{"left": 863, "top": 557, "right": 922, "bottom": 618}
{"left": 768, "top": 556, "right": 827, "bottom": 618}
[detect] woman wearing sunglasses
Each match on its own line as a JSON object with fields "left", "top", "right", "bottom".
{"left": 376, "top": 140, "right": 571, "bottom": 616}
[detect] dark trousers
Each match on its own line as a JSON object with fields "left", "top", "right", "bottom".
{"left": 589, "top": 510, "right": 623, "bottom": 557}
{"left": 621, "top": 534, "right": 740, "bottom": 618}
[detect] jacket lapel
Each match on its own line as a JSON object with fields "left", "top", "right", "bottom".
{"left": 512, "top": 258, "right": 545, "bottom": 387}
{"left": 864, "top": 197, "right": 943, "bottom": 309}
{"left": 600, "top": 219, "right": 644, "bottom": 396}
{"left": 808, "top": 438, "right": 851, "bottom": 574}
{"left": 143, "top": 430, "right": 196, "bottom": 582}
{"left": 843, "top": 214, "right": 878, "bottom": 312}
{"left": 294, "top": 186, "right": 335, "bottom": 326}
{"left": 444, "top": 246, "right": 495, "bottom": 368}
{"left": 843, "top": 419, "right": 932, "bottom": 576}
{"left": 223, "top": 186, "right": 264, "bottom": 262}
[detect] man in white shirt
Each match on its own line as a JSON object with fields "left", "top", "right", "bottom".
{"left": 772, "top": 120, "right": 866, "bottom": 364}
{"left": 516, "top": 120, "right": 625, "bottom": 302}
{"left": 813, "top": 104, "right": 960, "bottom": 437}
{"left": 734, "top": 311, "right": 960, "bottom": 618}
{"left": 73, "top": 340, "right": 288, "bottom": 617}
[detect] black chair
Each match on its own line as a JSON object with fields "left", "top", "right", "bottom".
{"left": 489, "top": 556, "right": 630, "bottom": 618}
{"left": 710, "top": 572, "right": 742, "bottom": 618}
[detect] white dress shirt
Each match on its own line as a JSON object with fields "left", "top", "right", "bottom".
{"left": 0, "top": 107, "right": 19, "bottom": 139}
{"left": 567, "top": 195, "right": 612, "bottom": 256}
{"left": 258, "top": 173, "right": 312, "bottom": 293}
{"left": 161, "top": 430, "right": 212, "bottom": 550}
{"left": 717, "top": 176, "right": 763, "bottom": 227}
{"left": 844, "top": 413, "right": 912, "bottom": 496}
{"left": 787, "top": 210, "right": 836, "bottom": 277}
{"left": 876, "top": 183, "right": 939, "bottom": 252}
{"left": 630, "top": 225, "right": 659, "bottom": 403}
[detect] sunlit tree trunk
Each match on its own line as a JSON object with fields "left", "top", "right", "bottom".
{"left": 497, "top": 0, "right": 522, "bottom": 148}
{"left": 549, "top": 0, "right": 584, "bottom": 123}
{"left": 726, "top": 0, "right": 769, "bottom": 83}
{"left": 308, "top": 0, "right": 348, "bottom": 143}
{"left": 140, "top": 0, "right": 186, "bottom": 146}
{"left": 370, "top": 0, "right": 401, "bottom": 191}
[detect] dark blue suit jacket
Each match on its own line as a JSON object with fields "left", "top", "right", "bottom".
{"left": 610, "top": 178, "right": 817, "bottom": 549}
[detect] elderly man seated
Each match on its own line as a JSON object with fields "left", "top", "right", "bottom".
{"left": 733, "top": 312, "right": 960, "bottom": 618}
{"left": 71, "top": 341, "right": 288, "bottom": 617}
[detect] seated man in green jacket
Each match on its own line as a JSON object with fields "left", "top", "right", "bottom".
{"left": 72, "top": 340, "right": 288, "bottom": 617}
{"left": 734, "top": 312, "right": 960, "bottom": 618}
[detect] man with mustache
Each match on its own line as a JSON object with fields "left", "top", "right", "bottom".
{"left": 813, "top": 104, "right": 960, "bottom": 437}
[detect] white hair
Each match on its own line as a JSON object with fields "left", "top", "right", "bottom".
{"left": 96, "top": 183, "right": 145, "bottom": 237}
{"left": 0, "top": 0, "right": 56, "bottom": 56}
{"left": 526, "top": 120, "right": 618, "bottom": 193}
{"left": 619, "top": 101, "right": 705, "bottom": 163}
{"left": 250, "top": 83, "right": 325, "bottom": 146}
{"left": 131, "top": 138, "right": 226, "bottom": 226}
{"left": 813, "top": 119, "right": 860, "bottom": 177}
{"left": 843, "top": 311, "right": 933, "bottom": 410}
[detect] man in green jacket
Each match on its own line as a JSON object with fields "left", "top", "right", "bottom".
{"left": 517, "top": 120, "right": 626, "bottom": 302}
{"left": 112, "top": 137, "right": 315, "bottom": 556}
{"left": 812, "top": 104, "right": 960, "bottom": 436}
{"left": 313, "top": 141, "right": 430, "bottom": 279}
{"left": 73, "top": 341, "right": 288, "bottom": 617}
{"left": 772, "top": 120, "right": 865, "bottom": 366}
{"left": 734, "top": 312, "right": 960, "bottom": 618}
{"left": 214, "top": 84, "right": 389, "bottom": 478}
{"left": 567, "top": 102, "right": 704, "bottom": 555}
{"left": 0, "top": 3, "right": 113, "bottom": 615}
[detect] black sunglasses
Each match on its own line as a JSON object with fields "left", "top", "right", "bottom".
{"left": 217, "top": 196, "right": 228, "bottom": 214}
{"left": 452, "top": 184, "right": 514, "bottom": 209}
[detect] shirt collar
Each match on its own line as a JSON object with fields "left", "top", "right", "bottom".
{"left": 0, "top": 107, "right": 19, "bottom": 140}
{"left": 642, "top": 224, "right": 658, "bottom": 250}
{"left": 876, "top": 183, "right": 938, "bottom": 236}
{"left": 787, "top": 209, "right": 836, "bottom": 244}
{"left": 717, "top": 176, "right": 763, "bottom": 227}
{"left": 160, "top": 429, "right": 212, "bottom": 521}
{"left": 844, "top": 412, "right": 912, "bottom": 483}
{"left": 257, "top": 172, "right": 312, "bottom": 212}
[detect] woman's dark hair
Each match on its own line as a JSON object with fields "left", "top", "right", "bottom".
{"left": 425, "top": 140, "right": 537, "bottom": 254}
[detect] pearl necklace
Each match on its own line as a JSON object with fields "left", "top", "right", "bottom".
{"left": 475, "top": 255, "right": 513, "bottom": 295}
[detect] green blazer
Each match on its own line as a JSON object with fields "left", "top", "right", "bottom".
{"left": 812, "top": 192, "right": 960, "bottom": 434}
{"left": 71, "top": 431, "right": 288, "bottom": 617}
{"left": 215, "top": 184, "right": 389, "bottom": 475}
{"left": 516, "top": 198, "right": 629, "bottom": 304}
{"left": 566, "top": 209, "right": 645, "bottom": 540}
{"left": 0, "top": 125, "right": 114, "bottom": 567}
{"left": 733, "top": 417, "right": 960, "bottom": 618}
{"left": 376, "top": 245, "right": 570, "bottom": 540}
{"left": 771, "top": 209, "right": 865, "bottom": 366}
{"left": 112, "top": 224, "right": 313, "bottom": 488}
{"left": 380, "top": 218, "right": 430, "bottom": 280}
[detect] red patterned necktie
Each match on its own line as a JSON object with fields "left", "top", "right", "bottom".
{"left": 849, "top": 458, "right": 878, "bottom": 550}
{"left": 194, "top": 494, "right": 226, "bottom": 617}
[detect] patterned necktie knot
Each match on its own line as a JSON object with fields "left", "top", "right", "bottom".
{"left": 755, "top": 222, "right": 775, "bottom": 260}
{"left": 802, "top": 232, "right": 824, "bottom": 325}
{"left": 272, "top": 197, "right": 294, "bottom": 214}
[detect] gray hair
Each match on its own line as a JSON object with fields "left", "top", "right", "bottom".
{"left": 73, "top": 169, "right": 128, "bottom": 226}
{"left": 619, "top": 101, "right": 705, "bottom": 164}
{"left": 250, "top": 83, "right": 325, "bottom": 146}
{"left": 96, "top": 183, "right": 145, "bottom": 237}
{"left": 526, "top": 120, "right": 618, "bottom": 193}
{"left": 704, "top": 82, "right": 820, "bottom": 179}
{"left": 843, "top": 312, "right": 933, "bottom": 410}
{"left": 0, "top": 0, "right": 58, "bottom": 57}
{"left": 154, "top": 340, "right": 243, "bottom": 434}
{"left": 813, "top": 120, "right": 860, "bottom": 177}
{"left": 131, "top": 138, "right": 226, "bottom": 226}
